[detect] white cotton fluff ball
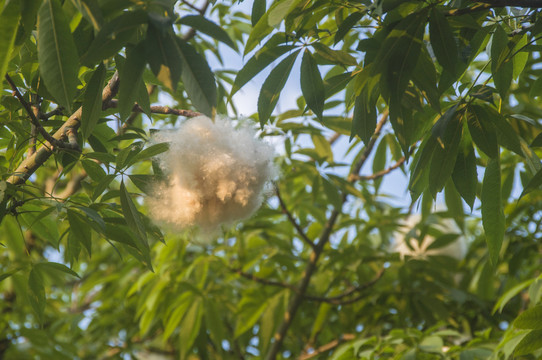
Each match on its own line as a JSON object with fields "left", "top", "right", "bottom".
{"left": 146, "top": 116, "right": 276, "bottom": 235}
{"left": 392, "top": 214, "right": 467, "bottom": 260}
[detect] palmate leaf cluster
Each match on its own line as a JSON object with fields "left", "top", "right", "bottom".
{"left": 0, "top": 0, "right": 542, "bottom": 359}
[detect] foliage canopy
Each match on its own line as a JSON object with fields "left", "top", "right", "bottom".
{"left": 1, "top": 0, "right": 542, "bottom": 358}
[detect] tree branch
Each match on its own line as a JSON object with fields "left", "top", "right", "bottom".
{"left": 265, "top": 110, "right": 390, "bottom": 360}
{"left": 350, "top": 156, "right": 406, "bottom": 182}
{"left": 7, "top": 71, "right": 120, "bottom": 185}
{"left": 230, "top": 267, "right": 299, "bottom": 292}
{"left": 298, "top": 334, "right": 356, "bottom": 360}
{"left": 475, "top": 0, "right": 542, "bottom": 7}
{"left": 304, "top": 269, "right": 385, "bottom": 305}
{"left": 105, "top": 100, "right": 202, "bottom": 117}
{"left": 182, "top": 0, "right": 211, "bottom": 41}
{"left": 275, "top": 185, "right": 316, "bottom": 250}
{"left": 5, "top": 74, "right": 79, "bottom": 151}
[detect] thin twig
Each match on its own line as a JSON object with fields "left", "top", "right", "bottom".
{"left": 182, "top": 0, "right": 210, "bottom": 41}
{"left": 304, "top": 269, "right": 385, "bottom": 305}
{"left": 298, "top": 334, "right": 356, "bottom": 360}
{"left": 231, "top": 268, "right": 299, "bottom": 292}
{"left": 265, "top": 110, "right": 389, "bottom": 360}
{"left": 351, "top": 156, "right": 406, "bottom": 181}
{"left": 328, "top": 132, "right": 340, "bottom": 146}
{"left": 4, "top": 74, "right": 79, "bottom": 151}
{"left": 106, "top": 100, "right": 202, "bottom": 118}
{"left": 275, "top": 185, "right": 316, "bottom": 250}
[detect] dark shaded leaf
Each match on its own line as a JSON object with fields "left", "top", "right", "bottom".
{"left": 300, "top": 50, "right": 325, "bottom": 121}
{"left": 514, "top": 329, "right": 542, "bottom": 356}
{"left": 67, "top": 209, "right": 92, "bottom": 256}
{"left": 37, "top": 0, "right": 80, "bottom": 112}
{"left": 467, "top": 105, "right": 498, "bottom": 158}
{"left": 514, "top": 305, "right": 542, "bottom": 329}
{"left": 429, "top": 8, "right": 458, "bottom": 74}
{"left": 452, "top": 142, "right": 477, "bottom": 210}
{"left": 81, "top": 10, "right": 148, "bottom": 66}
{"left": 145, "top": 24, "right": 183, "bottom": 91}
{"left": 179, "top": 15, "right": 236, "bottom": 49}
{"left": 0, "top": 0, "right": 20, "bottom": 86}
{"left": 177, "top": 39, "right": 217, "bottom": 117}
{"left": 258, "top": 50, "right": 300, "bottom": 126}
{"left": 119, "top": 180, "right": 148, "bottom": 251}
{"left": 482, "top": 156, "right": 504, "bottom": 266}
{"left": 118, "top": 43, "right": 146, "bottom": 121}
{"left": 335, "top": 12, "right": 363, "bottom": 44}
{"left": 312, "top": 43, "right": 357, "bottom": 66}
{"left": 491, "top": 24, "right": 513, "bottom": 98}
{"left": 81, "top": 63, "right": 106, "bottom": 140}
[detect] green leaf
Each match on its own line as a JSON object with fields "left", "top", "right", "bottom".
{"left": 232, "top": 43, "right": 296, "bottom": 96}
{"left": 119, "top": 180, "right": 148, "bottom": 251}
{"left": 81, "top": 63, "right": 106, "bottom": 140}
{"left": 204, "top": 299, "right": 227, "bottom": 348}
{"left": 177, "top": 39, "right": 217, "bottom": 117}
{"left": 118, "top": 43, "right": 146, "bottom": 121}
{"left": 0, "top": 0, "right": 21, "bottom": 86}
{"left": 482, "top": 156, "right": 504, "bottom": 266}
{"left": 178, "top": 15, "right": 236, "bottom": 50}
{"left": 163, "top": 294, "right": 192, "bottom": 339}
{"left": 429, "top": 105, "right": 463, "bottom": 196}
{"left": 28, "top": 268, "right": 46, "bottom": 322}
{"left": 429, "top": 8, "right": 458, "bottom": 74}
{"left": 493, "top": 279, "right": 535, "bottom": 314}
{"left": 81, "top": 10, "right": 148, "bottom": 66}
{"left": 70, "top": 0, "right": 103, "bottom": 31}
{"left": 512, "top": 34, "right": 528, "bottom": 80}
{"left": 130, "top": 142, "right": 169, "bottom": 164}
{"left": 409, "top": 136, "right": 437, "bottom": 202}
{"left": 179, "top": 298, "right": 203, "bottom": 358}
{"left": 300, "top": 50, "right": 325, "bottom": 121}
{"left": 92, "top": 174, "right": 115, "bottom": 201}
{"left": 491, "top": 24, "right": 513, "bottom": 98}
{"left": 452, "top": 142, "right": 477, "bottom": 210}
{"left": 268, "top": 0, "right": 302, "bottom": 26}
{"left": 352, "top": 91, "right": 376, "bottom": 145}
{"left": 37, "top": 0, "right": 80, "bottom": 113}
{"left": 251, "top": 0, "right": 266, "bottom": 26}
{"left": 244, "top": 9, "right": 273, "bottom": 55}
{"left": 521, "top": 167, "right": 542, "bottom": 198}
{"left": 467, "top": 105, "right": 498, "bottom": 158}
{"left": 312, "top": 42, "right": 357, "bottom": 66}
{"left": 81, "top": 159, "right": 106, "bottom": 181}
{"left": 67, "top": 209, "right": 92, "bottom": 256}
{"left": 234, "top": 295, "right": 268, "bottom": 338}
{"left": 35, "top": 262, "right": 80, "bottom": 278}
{"left": 515, "top": 305, "right": 542, "bottom": 329}
{"left": 412, "top": 46, "right": 440, "bottom": 111}
{"left": 145, "top": 24, "right": 183, "bottom": 91}
{"left": 129, "top": 174, "right": 160, "bottom": 195}
{"left": 514, "top": 329, "right": 542, "bottom": 356}
{"left": 335, "top": 12, "right": 363, "bottom": 44}
{"left": 258, "top": 50, "right": 300, "bottom": 126}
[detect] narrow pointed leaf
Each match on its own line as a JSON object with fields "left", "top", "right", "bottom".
{"left": 452, "top": 142, "right": 477, "bottom": 210}
{"left": 0, "top": 0, "right": 21, "bottom": 86}
{"left": 258, "top": 50, "right": 300, "bottom": 126}
{"left": 467, "top": 105, "right": 498, "bottom": 158}
{"left": 36, "top": 262, "right": 80, "bottom": 278}
{"left": 28, "top": 268, "right": 45, "bottom": 322}
{"left": 429, "top": 8, "right": 458, "bottom": 74}
{"left": 409, "top": 136, "right": 437, "bottom": 201}
{"left": 67, "top": 209, "right": 92, "bottom": 256}
{"left": 145, "top": 24, "right": 183, "bottom": 91}
{"left": 81, "top": 10, "right": 148, "bottom": 66}
{"left": 37, "top": 0, "right": 79, "bottom": 112}
{"left": 520, "top": 167, "right": 542, "bottom": 198}
{"left": 352, "top": 92, "right": 376, "bottom": 145}
{"left": 178, "top": 15, "right": 236, "bottom": 50}
{"left": 251, "top": 0, "right": 266, "bottom": 26}
{"left": 232, "top": 43, "right": 295, "bottom": 96}
{"left": 70, "top": 0, "right": 104, "bottom": 31}
{"left": 429, "top": 105, "right": 463, "bottom": 196}
{"left": 335, "top": 12, "right": 363, "bottom": 44}
{"left": 81, "top": 63, "right": 106, "bottom": 140}
{"left": 177, "top": 39, "right": 217, "bottom": 117}
{"left": 514, "top": 305, "right": 542, "bottom": 329}
{"left": 300, "top": 50, "right": 325, "bottom": 121}
{"left": 118, "top": 43, "right": 147, "bottom": 121}
{"left": 491, "top": 24, "right": 513, "bottom": 98}
{"left": 119, "top": 180, "right": 148, "bottom": 250}
{"left": 482, "top": 156, "right": 504, "bottom": 266}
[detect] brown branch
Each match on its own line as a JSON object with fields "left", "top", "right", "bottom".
{"left": 106, "top": 99, "right": 202, "bottom": 118}
{"left": 348, "top": 109, "right": 388, "bottom": 182}
{"left": 328, "top": 132, "right": 340, "bottom": 146}
{"left": 40, "top": 107, "right": 64, "bottom": 120}
{"left": 304, "top": 269, "right": 385, "bottom": 305}
{"left": 275, "top": 185, "right": 316, "bottom": 250}
{"left": 351, "top": 156, "right": 406, "bottom": 181}
{"left": 475, "top": 0, "right": 542, "bottom": 7}
{"left": 4, "top": 74, "right": 79, "bottom": 151}
{"left": 265, "top": 110, "right": 389, "bottom": 360}
{"left": 7, "top": 71, "right": 120, "bottom": 185}
{"left": 298, "top": 334, "right": 356, "bottom": 360}
{"left": 231, "top": 268, "right": 299, "bottom": 292}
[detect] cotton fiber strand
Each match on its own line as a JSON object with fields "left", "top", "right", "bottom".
{"left": 147, "top": 116, "right": 276, "bottom": 235}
